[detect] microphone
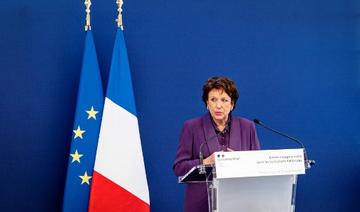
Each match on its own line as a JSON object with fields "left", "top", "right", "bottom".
{"left": 253, "top": 118, "right": 315, "bottom": 169}
{"left": 199, "top": 134, "right": 218, "bottom": 174}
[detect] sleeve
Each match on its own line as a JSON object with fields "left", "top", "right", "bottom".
{"left": 250, "top": 122, "right": 261, "bottom": 150}
{"left": 172, "top": 121, "right": 200, "bottom": 176}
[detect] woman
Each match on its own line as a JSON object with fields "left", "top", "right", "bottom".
{"left": 173, "top": 76, "right": 260, "bottom": 212}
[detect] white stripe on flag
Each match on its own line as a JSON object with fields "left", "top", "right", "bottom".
{"left": 94, "top": 97, "right": 150, "bottom": 204}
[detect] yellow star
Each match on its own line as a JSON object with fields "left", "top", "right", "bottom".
{"left": 86, "top": 106, "right": 99, "bottom": 120}
{"left": 79, "top": 171, "right": 92, "bottom": 185}
{"left": 73, "top": 126, "right": 85, "bottom": 139}
{"left": 70, "top": 150, "right": 83, "bottom": 163}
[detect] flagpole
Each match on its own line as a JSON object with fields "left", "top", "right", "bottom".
{"left": 85, "top": 0, "right": 92, "bottom": 31}
{"left": 116, "top": 0, "right": 124, "bottom": 30}
{"left": 88, "top": 1, "right": 150, "bottom": 209}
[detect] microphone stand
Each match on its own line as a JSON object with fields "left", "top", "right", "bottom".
{"left": 199, "top": 134, "right": 218, "bottom": 174}
{"left": 253, "top": 119, "right": 315, "bottom": 169}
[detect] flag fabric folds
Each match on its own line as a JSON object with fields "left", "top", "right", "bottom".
{"left": 89, "top": 28, "right": 150, "bottom": 211}
{"left": 62, "top": 31, "right": 104, "bottom": 212}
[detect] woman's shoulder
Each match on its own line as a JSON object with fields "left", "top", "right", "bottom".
{"left": 183, "top": 115, "right": 204, "bottom": 126}
{"left": 232, "top": 115, "right": 255, "bottom": 127}
{"left": 183, "top": 114, "right": 208, "bottom": 128}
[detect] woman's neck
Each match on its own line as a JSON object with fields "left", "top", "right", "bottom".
{"left": 213, "top": 119, "right": 227, "bottom": 131}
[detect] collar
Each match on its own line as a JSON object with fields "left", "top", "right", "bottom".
{"left": 210, "top": 113, "right": 232, "bottom": 134}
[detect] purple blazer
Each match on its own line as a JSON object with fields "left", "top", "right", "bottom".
{"left": 173, "top": 113, "right": 260, "bottom": 212}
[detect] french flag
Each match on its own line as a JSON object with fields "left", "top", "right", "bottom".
{"left": 88, "top": 28, "right": 150, "bottom": 211}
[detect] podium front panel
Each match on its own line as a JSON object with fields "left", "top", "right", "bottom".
{"left": 213, "top": 175, "right": 296, "bottom": 212}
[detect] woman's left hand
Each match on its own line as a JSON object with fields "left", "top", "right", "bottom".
{"left": 202, "top": 153, "right": 215, "bottom": 165}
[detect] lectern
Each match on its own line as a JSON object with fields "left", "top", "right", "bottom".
{"left": 179, "top": 149, "right": 306, "bottom": 212}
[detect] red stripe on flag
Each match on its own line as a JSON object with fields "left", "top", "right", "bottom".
{"left": 89, "top": 171, "right": 150, "bottom": 212}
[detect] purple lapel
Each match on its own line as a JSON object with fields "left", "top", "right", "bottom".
{"left": 229, "top": 116, "right": 242, "bottom": 151}
{"left": 202, "top": 113, "right": 219, "bottom": 156}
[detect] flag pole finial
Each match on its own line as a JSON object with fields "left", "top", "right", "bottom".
{"left": 84, "top": 0, "right": 92, "bottom": 31}
{"left": 116, "top": 0, "right": 124, "bottom": 30}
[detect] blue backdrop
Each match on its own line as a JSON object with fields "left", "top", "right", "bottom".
{"left": 0, "top": 0, "right": 359, "bottom": 211}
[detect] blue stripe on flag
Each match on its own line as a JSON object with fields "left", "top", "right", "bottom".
{"left": 106, "top": 29, "right": 137, "bottom": 116}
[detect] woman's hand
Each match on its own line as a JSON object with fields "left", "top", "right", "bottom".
{"left": 202, "top": 153, "right": 215, "bottom": 165}
{"left": 202, "top": 148, "right": 235, "bottom": 165}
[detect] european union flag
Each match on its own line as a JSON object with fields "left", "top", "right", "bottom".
{"left": 62, "top": 31, "right": 104, "bottom": 212}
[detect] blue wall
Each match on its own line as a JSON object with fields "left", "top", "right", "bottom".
{"left": 0, "top": 0, "right": 359, "bottom": 211}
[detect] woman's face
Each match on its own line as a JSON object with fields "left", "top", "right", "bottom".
{"left": 206, "top": 88, "right": 234, "bottom": 124}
